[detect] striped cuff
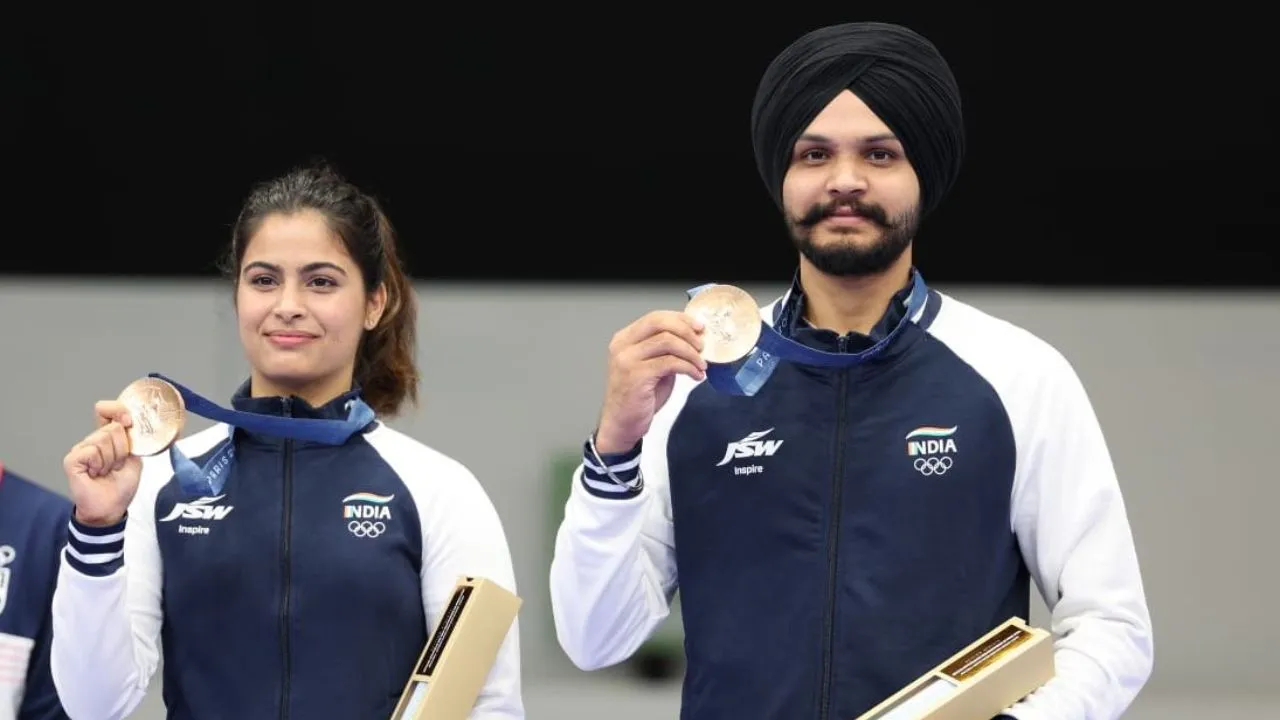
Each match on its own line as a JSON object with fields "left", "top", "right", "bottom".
{"left": 581, "top": 435, "right": 643, "bottom": 499}
{"left": 65, "top": 513, "right": 127, "bottom": 577}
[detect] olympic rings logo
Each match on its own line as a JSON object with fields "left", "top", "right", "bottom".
{"left": 913, "top": 456, "right": 953, "bottom": 476}
{"left": 348, "top": 520, "right": 386, "bottom": 538}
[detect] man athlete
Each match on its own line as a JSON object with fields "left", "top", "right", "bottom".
{"left": 549, "top": 20, "right": 1153, "bottom": 720}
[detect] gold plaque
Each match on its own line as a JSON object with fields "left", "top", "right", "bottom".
{"left": 391, "top": 576, "right": 522, "bottom": 720}
{"left": 941, "top": 624, "right": 1033, "bottom": 682}
{"left": 854, "top": 617, "right": 1054, "bottom": 720}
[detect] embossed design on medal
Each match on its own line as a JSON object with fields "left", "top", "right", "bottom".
{"left": 117, "top": 377, "right": 187, "bottom": 457}
{"left": 684, "top": 285, "right": 762, "bottom": 364}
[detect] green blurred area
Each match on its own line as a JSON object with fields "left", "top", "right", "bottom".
{"left": 547, "top": 449, "right": 686, "bottom": 678}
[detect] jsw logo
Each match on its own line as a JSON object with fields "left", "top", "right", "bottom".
{"left": 716, "top": 429, "right": 784, "bottom": 466}
{"left": 159, "top": 495, "right": 234, "bottom": 522}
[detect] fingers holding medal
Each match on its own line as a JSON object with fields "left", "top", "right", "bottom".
{"left": 596, "top": 309, "right": 709, "bottom": 454}
{"left": 62, "top": 377, "right": 186, "bottom": 528}
{"left": 595, "top": 285, "right": 761, "bottom": 455}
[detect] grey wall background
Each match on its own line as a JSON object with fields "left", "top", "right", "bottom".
{"left": 0, "top": 279, "right": 1275, "bottom": 718}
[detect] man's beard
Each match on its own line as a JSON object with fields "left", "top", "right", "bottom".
{"left": 788, "top": 198, "right": 920, "bottom": 277}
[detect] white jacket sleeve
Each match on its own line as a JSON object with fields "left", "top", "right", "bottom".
{"left": 1002, "top": 348, "right": 1154, "bottom": 720}
{"left": 416, "top": 461, "right": 524, "bottom": 719}
{"left": 548, "top": 380, "right": 688, "bottom": 671}
{"left": 50, "top": 461, "right": 167, "bottom": 720}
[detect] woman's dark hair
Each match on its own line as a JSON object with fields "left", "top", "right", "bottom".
{"left": 223, "top": 161, "right": 418, "bottom": 417}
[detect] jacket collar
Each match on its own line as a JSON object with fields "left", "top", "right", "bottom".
{"left": 228, "top": 378, "right": 366, "bottom": 421}
{"left": 774, "top": 268, "right": 919, "bottom": 356}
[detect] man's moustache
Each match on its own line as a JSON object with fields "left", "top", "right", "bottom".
{"left": 796, "top": 200, "right": 891, "bottom": 228}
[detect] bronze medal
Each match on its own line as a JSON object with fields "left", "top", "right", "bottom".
{"left": 684, "top": 284, "right": 762, "bottom": 365}
{"left": 117, "top": 377, "right": 186, "bottom": 457}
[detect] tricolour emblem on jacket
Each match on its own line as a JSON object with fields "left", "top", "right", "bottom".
{"left": 905, "top": 426, "right": 958, "bottom": 476}
{"left": 343, "top": 492, "right": 394, "bottom": 538}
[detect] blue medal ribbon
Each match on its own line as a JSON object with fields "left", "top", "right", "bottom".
{"left": 147, "top": 373, "right": 376, "bottom": 497}
{"left": 686, "top": 269, "right": 930, "bottom": 397}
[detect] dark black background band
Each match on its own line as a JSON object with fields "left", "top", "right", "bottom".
{"left": 7, "top": 8, "right": 1272, "bottom": 287}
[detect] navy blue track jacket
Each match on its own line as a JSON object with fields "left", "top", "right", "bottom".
{"left": 550, "top": 280, "right": 1153, "bottom": 720}
{"left": 50, "top": 384, "right": 523, "bottom": 719}
{"left": 0, "top": 466, "right": 72, "bottom": 720}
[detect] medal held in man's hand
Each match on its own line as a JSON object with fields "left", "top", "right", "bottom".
{"left": 683, "top": 284, "right": 762, "bottom": 365}
{"left": 116, "top": 377, "right": 186, "bottom": 457}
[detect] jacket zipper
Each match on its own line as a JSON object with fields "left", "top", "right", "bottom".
{"left": 279, "top": 398, "right": 294, "bottom": 720}
{"left": 819, "top": 337, "right": 851, "bottom": 720}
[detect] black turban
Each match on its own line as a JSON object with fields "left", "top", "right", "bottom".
{"left": 750, "top": 21, "right": 966, "bottom": 218}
